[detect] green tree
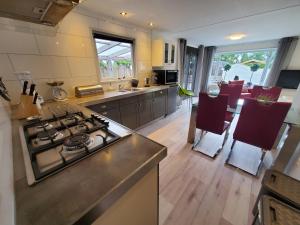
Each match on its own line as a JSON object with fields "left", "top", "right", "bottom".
{"left": 223, "top": 64, "right": 231, "bottom": 81}
{"left": 249, "top": 64, "right": 259, "bottom": 83}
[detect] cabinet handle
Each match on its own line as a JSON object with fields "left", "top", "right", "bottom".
{"left": 160, "top": 91, "right": 163, "bottom": 94}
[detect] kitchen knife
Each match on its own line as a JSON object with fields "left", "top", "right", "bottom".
{"left": 22, "top": 80, "right": 28, "bottom": 95}
{"left": 29, "top": 84, "right": 36, "bottom": 96}
{"left": 33, "top": 92, "right": 38, "bottom": 104}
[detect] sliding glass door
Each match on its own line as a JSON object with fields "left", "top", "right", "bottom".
{"left": 209, "top": 48, "right": 277, "bottom": 86}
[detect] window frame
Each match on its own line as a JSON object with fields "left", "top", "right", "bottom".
{"left": 92, "top": 31, "right": 136, "bottom": 82}
{"left": 210, "top": 48, "right": 277, "bottom": 85}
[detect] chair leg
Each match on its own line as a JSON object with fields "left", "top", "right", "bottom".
{"left": 192, "top": 129, "right": 204, "bottom": 149}
{"left": 225, "top": 140, "right": 236, "bottom": 164}
{"left": 231, "top": 140, "right": 237, "bottom": 149}
{"left": 255, "top": 150, "right": 267, "bottom": 176}
{"left": 221, "top": 128, "right": 230, "bottom": 148}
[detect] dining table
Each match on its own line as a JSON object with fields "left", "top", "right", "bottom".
{"left": 187, "top": 98, "right": 300, "bottom": 175}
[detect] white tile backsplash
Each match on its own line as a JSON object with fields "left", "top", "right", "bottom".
{"left": 0, "top": 54, "right": 15, "bottom": 81}
{"left": 9, "top": 54, "right": 53, "bottom": 78}
{"left": 0, "top": 29, "right": 39, "bottom": 54}
{"left": 57, "top": 12, "right": 97, "bottom": 37}
{"left": 0, "top": 10, "right": 152, "bottom": 104}
{"left": 50, "top": 56, "right": 71, "bottom": 78}
{"left": 67, "top": 57, "right": 98, "bottom": 77}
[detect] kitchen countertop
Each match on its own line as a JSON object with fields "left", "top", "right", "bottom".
{"left": 13, "top": 102, "right": 167, "bottom": 225}
{"left": 68, "top": 85, "right": 171, "bottom": 106}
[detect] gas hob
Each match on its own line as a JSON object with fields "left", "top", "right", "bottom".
{"left": 20, "top": 110, "right": 121, "bottom": 185}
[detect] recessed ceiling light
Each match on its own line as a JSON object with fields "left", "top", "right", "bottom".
{"left": 149, "top": 22, "right": 154, "bottom": 27}
{"left": 226, "top": 33, "right": 247, "bottom": 40}
{"left": 120, "top": 11, "right": 128, "bottom": 17}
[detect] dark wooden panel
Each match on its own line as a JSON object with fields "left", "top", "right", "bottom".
{"left": 100, "top": 108, "right": 121, "bottom": 123}
{"left": 153, "top": 91, "right": 166, "bottom": 119}
{"left": 167, "top": 86, "right": 178, "bottom": 115}
{"left": 120, "top": 103, "right": 139, "bottom": 129}
{"left": 87, "top": 100, "right": 119, "bottom": 112}
{"left": 138, "top": 98, "right": 153, "bottom": 126}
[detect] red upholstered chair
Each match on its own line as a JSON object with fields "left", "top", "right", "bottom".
{"left": 229, "top": 80, "right": 244, "bottom": 86}
{"left": 251, "top": 85, "right": 282, "bottom": 101}
{"left": 193, "top": 93, "right": 231, "bottom": 158}
{"left": 219, "top": 83, "right": 243, "bottom": 122}
{"left": 226, "top": 98, "right": 291, "bottom": 176}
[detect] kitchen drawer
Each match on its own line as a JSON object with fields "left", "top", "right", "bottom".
{"left": 119, "top": 96, "right": 138, "bottom": 106}
{"left": 87, "top": 100, "right": 119, "bottom": 112}
{"left": 99, "top": 108, "right": 121, "bottom": 123}
{"left": 139, "top": 92, "right": 153, "bottom": 101}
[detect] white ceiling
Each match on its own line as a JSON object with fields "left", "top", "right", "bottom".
{"left": 81, "top": 0, "right": 300, "bottom": 46}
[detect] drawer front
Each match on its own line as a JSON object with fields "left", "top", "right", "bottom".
{"left": 119, "top": 96, "right": 138, "bottom": 106}
{"left": 139, "top": 92, "right": 153, "bottom": 101}
{"left": 87, "top": 100, "right": 119, "bottom": 112}
{"left": 100, "top": 108, "right": 121, "bottom": 123}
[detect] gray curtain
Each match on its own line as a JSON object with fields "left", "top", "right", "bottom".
{"left": 198, "top": 46, "right": 216, "bottom": 93}
{"left": 178, "top": 39, "right": 187, "bottom": 86}
{"left": 265, "top": 37, "right": 299, "bottom": 86}
{"left": 193, "top": 45, "right": 205, "bottom": 95}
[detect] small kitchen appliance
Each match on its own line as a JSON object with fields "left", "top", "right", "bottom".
{"left": 75, "top": 84, "right": 104, "bottom": 97}
{"left": 152, "top": 69, "right": 178, "bottom": 85}
{"left": 47, "top": 81, "right": 68, "bottom": 101}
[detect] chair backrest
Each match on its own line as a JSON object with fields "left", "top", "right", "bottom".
{"left": 233, "top": 98, "right": 291, "bottom": 150}
{"left": 219, "top": 83, "right": 243, "bottom": 108}
{"left": 196, "top": 93, "right": 228, "bottom": 135}
{"left": 251, "top": 85, "right": 282, "bottom": 101}
{"left": 229, "top": 80, "right": 244, "bottom": 86}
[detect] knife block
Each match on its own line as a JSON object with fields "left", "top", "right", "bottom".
{"left": 13, "top": 95, "right": 40, "bottom": 120}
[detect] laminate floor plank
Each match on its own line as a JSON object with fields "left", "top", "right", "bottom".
{"left": 137, "top": 102, "right": 286, "bottom": 225}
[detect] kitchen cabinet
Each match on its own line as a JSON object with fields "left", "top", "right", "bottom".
{"left": 138, "top": 93, "right": 154, "bottom": 126}
{"left": 120, "top": 97, "right": 139, "bottom": 129}
{"left": 87, "top": 87, "right": 174, "bottom": 130}
{"left": 152, "top": 38, "right": 176, "bottom": 67}
{"left": 167, "top": 85, "right": 178, "bottom": 115}
{"left": 86, "top": 101, "right": 121, "bottom": 123}
{"left": 153, "top": 90, "right": 167, "bottom": 119}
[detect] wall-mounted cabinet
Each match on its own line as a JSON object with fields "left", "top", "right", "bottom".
{"left": 152, "top": 38, "right": 176, "bottom": 68}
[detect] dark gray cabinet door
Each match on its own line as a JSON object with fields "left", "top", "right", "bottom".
{"left": 120, "top": 103, "right": 138, "bottom": 129}
{"left": 138, "top": 93, "right": 153, "bottom": 126}
{"left": 100, "top": 108, "right": 121, "bottom": 123}
{"left": 167, "top": 85, "right": 178, "bottom": 115}
{"left": 153, "top": 90, "right": 167, "bottom": 119}
{"left": 86, "top": 101, "right": 121, "bottom": 123}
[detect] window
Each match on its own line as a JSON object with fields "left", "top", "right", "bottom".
{"left": 209, "top": 49, "right": 277, "bottom": 85}
{"left": 93, "top": 32, "right": 134, "bottom": 80}
{"left": 183, "top": 46, "right": 198, "bottom": 91}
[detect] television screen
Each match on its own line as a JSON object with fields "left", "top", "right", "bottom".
{"left": 276, "top": 70, "right": 300, "bottom": 89}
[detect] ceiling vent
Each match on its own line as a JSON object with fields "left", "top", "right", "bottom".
{"left": 0, "top": 0, "right": 80, "bottom": 26}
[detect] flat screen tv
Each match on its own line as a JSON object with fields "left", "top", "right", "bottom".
{"left": 276, "top": 70, "right": 300, "bottom": 89}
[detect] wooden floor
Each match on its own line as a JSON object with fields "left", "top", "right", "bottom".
{"left": 137, "top": 101, "right": 278, "bottom": 225}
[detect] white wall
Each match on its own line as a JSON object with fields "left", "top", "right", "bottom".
{"left": 288, "top": 38, "right": 300, "bottom": 69}
{"left": 0, "top": 7, "right": 152, "bottom": 104}
{"left": 0, "top": 99, "right": 14, "bottom": 225}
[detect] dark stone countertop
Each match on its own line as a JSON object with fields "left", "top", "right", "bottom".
{"left": 13, "top": 102, "right": 167, "bottom": 225}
